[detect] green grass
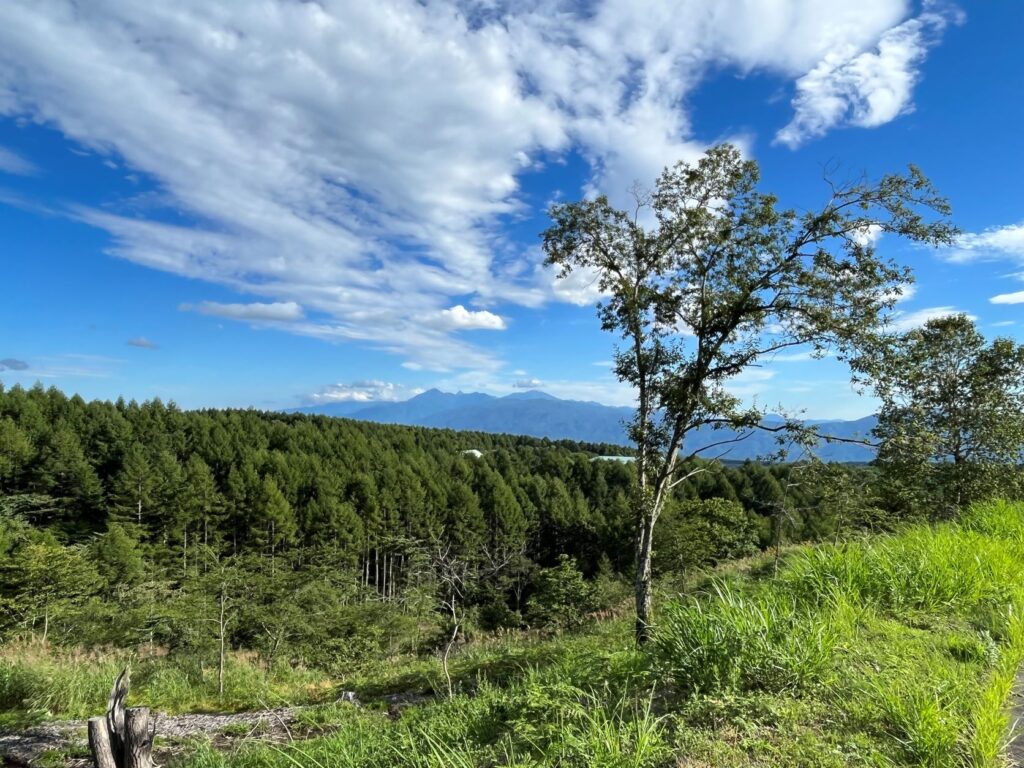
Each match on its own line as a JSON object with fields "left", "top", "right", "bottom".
{"left": 0, "top": 647, "right": 331, "bottom": 723}
{"left": 6, "top": 501, "right": 1024, "bottom": 767}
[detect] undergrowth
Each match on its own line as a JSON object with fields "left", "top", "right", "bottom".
{"left": 6, "top": 500, "right": 1024, "bottom": 766}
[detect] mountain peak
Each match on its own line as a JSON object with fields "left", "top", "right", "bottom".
{"left": 502, "top": 390, "right": 559, "bottom": 401}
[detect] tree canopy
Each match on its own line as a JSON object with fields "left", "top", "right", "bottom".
{"left": 543, "top": 143, "right": 956, "bottom": 642}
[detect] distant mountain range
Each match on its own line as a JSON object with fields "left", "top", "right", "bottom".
{"left": 289, "top": 389, "right": 878, "bottom": 462}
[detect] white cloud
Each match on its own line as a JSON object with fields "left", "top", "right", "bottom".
{"left": 769, "top": 350, "right": 818, "bottom": 363}
{"left": 1, "top": 354, "right": 118, "bottom": 379}
{"left": 423, "top": 305, "right": 506, "bottom": 332}
{"left": 948, "top": 222, "right": 1024, "bottom": 263}
{"left": 0, "top": 1, "right": 948, "bottom": 367}
{"left": 891, "top": 284, "right": 916, "bottom": 304}
{"left": 182, "top": 300, "right": 304, "bottom": 322}
{"left": 877, "top": 283, "right": 916, "bottom": 305}
{"left": 776, "top": 6, "right": 958, "bottom": 148}
{"left": 310, "top": 380, "right": 421, "bottom": 404}
{"left": 852, "top": 224, "right": 883, "bottom": 247}
{"left": 990, "top": 291, "right": 1024, "bottom": 305}
{"left": 889, "top": 306, "right": 975, "bottom": 332}
{"left": 513, "top": 378, "right": 545, "bottom": 389}
{"left": 0, "top": 145, "right": 35, "bottom": 175}
{"left": 550, "top": 265, "right": 606, "bottom": 307}
{"left": 126, "top": 336, "right": 159, "bottom": 349}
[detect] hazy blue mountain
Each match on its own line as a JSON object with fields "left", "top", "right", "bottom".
{"left": 502, "top": 390, "right": 560, "bottom": 401}
{"left": 290, "top": 390, "right": 877, "bottom": 462}
{"left": 418, "top": 397, "right": 635, "bottom": 445}
{"left": 350, "top": 389, "right": 496, "bottom": 424}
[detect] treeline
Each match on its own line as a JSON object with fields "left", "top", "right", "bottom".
{"left": 0, "top": 382, "right": 869, "bottom": 667}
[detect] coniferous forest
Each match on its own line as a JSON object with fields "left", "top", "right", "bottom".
{"left": 0, "top": 381, "right": 853, "bottom": 666}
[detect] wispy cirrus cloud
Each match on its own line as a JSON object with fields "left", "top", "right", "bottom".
{"left": 0, "top": 354, "right": 117, "bottom": 379}
{"left": 947, "top": 221, "right": 1024, "bottom": 264}
{"left": 181, "top": 301, "right": 305, "bottom": 323}
{"left": 889, "top": 306, "right": 975, "bottom": 331}
{"left": 0, "top": 0, "right": 948, "bottom": 370}
{"left": 776, "top": 4, "right": 960, "bottom": 148}
{"left": 990, "top": 291, "right": 1024, "bottom": 305}
{"left": 0, "top": 145, "right": 35, "bottom": 175}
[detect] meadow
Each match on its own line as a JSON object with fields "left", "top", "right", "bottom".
{"left": 4, "top": 499, "right": 1024, "bottom": 767}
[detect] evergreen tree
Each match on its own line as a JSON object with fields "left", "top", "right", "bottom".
{"left": 111, "top": 443, "right": 155, "bottom": 529}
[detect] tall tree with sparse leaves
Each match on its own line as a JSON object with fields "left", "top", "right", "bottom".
{"left": 542, "top": 144, "right": 956, "bottom": 643}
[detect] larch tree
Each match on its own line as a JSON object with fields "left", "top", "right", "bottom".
{"left": 542, "top": 144, "right": 956, "bottom": 644}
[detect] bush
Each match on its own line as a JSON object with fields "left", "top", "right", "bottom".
{"left": 653, "top": 498, "right": 759, "bottom": 574}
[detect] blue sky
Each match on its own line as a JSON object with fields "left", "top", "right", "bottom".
{"left": 1, "top": 0, "right": 1022, "bottom": 419}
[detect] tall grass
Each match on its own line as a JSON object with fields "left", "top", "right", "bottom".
{"left": 652, "top": 582, "right": 842, "bottom": 695}
{"left": 652, "top": 499, "right": 1024, "bottom": 766}
{"left": 0, "top": 645, "right": 328, "bottom": 720}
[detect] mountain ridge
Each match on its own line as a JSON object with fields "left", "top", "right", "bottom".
{"left": 290, "top": 390, "right": 877, "bottom": 462}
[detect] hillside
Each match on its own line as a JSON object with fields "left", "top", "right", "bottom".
{"left": 291, "top": 389, "right": 878, "bottom": 462}
{"left": 6, "top": 501, "right": 1024, "bottom": 767}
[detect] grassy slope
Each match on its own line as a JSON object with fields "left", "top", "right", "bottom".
{"left": 6, "top": 501, "right": 1024, "bottom": 767}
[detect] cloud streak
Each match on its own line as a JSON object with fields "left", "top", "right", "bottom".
{"left": 0, "top": 1, "right": 945, "bottom": 368}
{"left": 182, "top": 301, "right": 305, "bottom": 322}
{"left": 990, "top": 291, "right": 1024, "bottom": 305}
{"left": 309, "top": 380, "right": 421, "bottom": 404}
{"left": 0, "top": 146, "right": 35, "bottom": 175}
{"left": 776, "top": 5, "right": 959, "bottom": 148}
{"left": 889, "top": 306, "right": 975, "bottom": 332}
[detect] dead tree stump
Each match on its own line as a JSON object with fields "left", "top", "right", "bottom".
{"left": 88, "top": 669, "right": 156, "bottom": 768}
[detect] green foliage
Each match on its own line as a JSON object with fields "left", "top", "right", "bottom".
{"left": 870, "top": 314, "right": 1024, "bottom": 516}
{"left": 653, "top": 582, "right": 841, "bottom": 695}
{"left": 526, "top": 555, "right": 598, "bottom": 631}
{"left": 0, "top": 538, "right": 99, "bottom": 640}
{"left": 90, "top": 524, "right": 145, "bottom": 587}
{"left": 543, "top": 142, "right": 955, "bottom": 642}
{"left": 0, "top": 645, "right": 328, "bottom": 718}
{"left": 654, "top": 497, "right": 759, "bottom": 573}
{"left": 653, "top": 499, "right": 1024, "bottom": 766}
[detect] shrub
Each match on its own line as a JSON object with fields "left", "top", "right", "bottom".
{"left": 526, "top": 556, "right": 597, "bottom": 631}
{"left": 653, "top": 498, "right": 759, "bottom": 574}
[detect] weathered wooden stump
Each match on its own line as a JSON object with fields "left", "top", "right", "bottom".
{"left": 88, "top": 668, "right": 156, "bottom": 768}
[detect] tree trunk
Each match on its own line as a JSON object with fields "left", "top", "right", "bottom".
{"left": 634, "top": 512, "right": 655, "bottom": 645}
{"left": 88, "top": 718, "right": 118, "bottom": 768}
{"left": 123, "top": 708, "right": 154, "bottom": 768}
{"left": 442, "top": 597, "right": 459, "bottom": 699}
{"left": 218, "top": 590, "right": 227, "bottom": 698}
